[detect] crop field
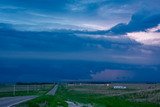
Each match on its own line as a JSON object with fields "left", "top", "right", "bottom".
{"left": 17, "top": 83, "right": 160, "bottom": 107}
{"left": 0, "top": 84, "right": 54, "bottom": 97}
{"left": 67, "top": 83, "right": 160, "bottom": 104}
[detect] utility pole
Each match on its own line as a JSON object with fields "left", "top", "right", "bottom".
{"left": 13, "top": 85, "right": 16, "bottom": 96}
{"left": 27, "top": 85, "right": 29, "bottom": 94}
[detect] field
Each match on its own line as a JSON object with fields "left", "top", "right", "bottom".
{"left": 0, "top": 83, "right": 54, "bottom": 97}
{"left": 67, "top": 83, "right": 160, "bottom": 104}
{"left": 17, "top": 83, "right": 160, "bottom": 107}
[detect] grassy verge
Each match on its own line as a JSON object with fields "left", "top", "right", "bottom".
{"left": 0, "top": 84, "right": 54, "bottom": 98}
{"left": 17, "top": 95, "right": 67, "bottom": 107}
{"left": 17, "top": 85, "right": 67, "bottom": 107}
{"left": 0, "top": 90, "right": 48, "bottom": 98}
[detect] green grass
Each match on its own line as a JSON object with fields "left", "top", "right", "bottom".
{"left": 17, "top": 95, "right": 67, "bottom": 107}
{"left": 58, "top": 86, "right": 160, "bottom": 107}
{"left": 0, "top": 84, "right": 54, "bottom": 98}
{"left": 120, "top": 89, "right": 160, "bottom": 99}
{"left": 19, "top": 85, "right": 160, "bottom": 107}
{"left": 0, "top": 90, "right": 48, "bottom": 98}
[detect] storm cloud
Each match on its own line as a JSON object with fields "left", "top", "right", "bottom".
{"left": 109, "top": 11, "right": 160, "bottom": 34}
{"left": 0, "top": 0, "right": 160, "bottom": 82}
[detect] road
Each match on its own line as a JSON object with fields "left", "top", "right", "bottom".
{"left": 0, "top": 96, "right": 37, "bottom": 107}
{"left": 0, "top": 85, "right": 58, "bottom": 107}
{"left": 47, "top": 84, "right": 58, "bottom": 95}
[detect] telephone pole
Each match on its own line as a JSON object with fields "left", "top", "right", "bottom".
{"left": 13, "top": 85, "right": 16, "bottom": 96}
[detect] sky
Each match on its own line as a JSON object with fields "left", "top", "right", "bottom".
{"left": 0, "top": 0, "right": 160, "bottom": 82}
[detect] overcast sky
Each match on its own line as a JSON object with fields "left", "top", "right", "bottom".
{"left": 0, "top": 0, "right": 160, "bottom": 82}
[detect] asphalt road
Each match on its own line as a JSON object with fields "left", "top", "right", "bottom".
{"left": 0, "top": 85, "right": 58, "bottom": 107}
{"left": 47, "top": 85, "right": 58, "bottom": 95}
{"left": 0, "top": 96, "right": 37, "bottom": 107}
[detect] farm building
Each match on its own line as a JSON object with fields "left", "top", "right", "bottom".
{"left": 113, "top": 86, "right": 127, "bottom": 89}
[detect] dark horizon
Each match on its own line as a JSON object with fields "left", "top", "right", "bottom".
{"left": 0, "top": 0, "right": 160, "bottom": 82}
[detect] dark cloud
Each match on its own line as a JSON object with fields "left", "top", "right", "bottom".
{"left": 73, "top": 10, "right": 160, "bottom": 35}
{"left": 109, "top": 10, "right": 160, "bottom": 34}
{"left": 0, "top": 0, "right": 159, "bottom": 31}
{"left": 0, "top": 23, "right": 137, "bottom": 52}
{"left": 0, "top": 0, "right": 160, "bottom": 82}
{"left": 156, "top": 30, "right": 160, "bottom": 32}
{"left": 0, "top": 23, "right": 13, "bottom": 30}
{"left": 0, "top": 59, "right": 160, "bottom": 82}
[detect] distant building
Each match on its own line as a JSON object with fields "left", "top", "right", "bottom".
{"left": 106, "top": 84, "right": 109, "bottom": 86}
{"left": 113, "top": 86, "right": 127, "bottom": 89}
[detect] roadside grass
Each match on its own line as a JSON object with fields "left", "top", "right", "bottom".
{"left": 0, "top": 90, "right": 48, "bottom": 98}
{"left": 17, "top": 85, "right": 67, "bottom": 107}
{"left": 19, "top": 85, "right": 160, "bottom": 107}
{"left": 17, "top": 95, "right": 67, "bottom": 107}
{"left": 0, "top": 84, "right": 54, "bottom": 98}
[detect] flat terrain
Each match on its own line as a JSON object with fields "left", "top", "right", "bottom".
{"left": 68, "top": 83, "right": 160, "bottom": 104}
{"left": 0, "top": 84, "right": 54, "bottom": 107}
{"left": 0, "top": 84, "right": 54, "bottom": 97}
{"left": 17, "top": 83, "right": 160, "bottom": 107}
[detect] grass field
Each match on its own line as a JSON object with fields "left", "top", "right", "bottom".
{"left": 17, "top": 83, "right": 160, "bottom": 107}
{"left": 0, "top": 84, "right": 54, "bottom": 97}
{"left": 67, "top": 83, "right": 160, "bottom": 104}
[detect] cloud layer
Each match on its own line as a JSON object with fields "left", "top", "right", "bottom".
{"left": 109, "top": 11, "right": 160, "bottom": 34}
{"left": 0, "top": 0, "right": 160, "bottom": 82}
{"left": 91, "top": 69, "right": 133, "bottom": 81}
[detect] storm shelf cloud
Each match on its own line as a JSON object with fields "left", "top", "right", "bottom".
{"left": 0, "top": 0, "right": 160, "bottom": 82}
